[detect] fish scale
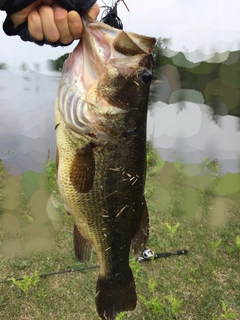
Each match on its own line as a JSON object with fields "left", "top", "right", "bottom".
{"left": 55, "top": 14, "right": 155, "bottom": 320}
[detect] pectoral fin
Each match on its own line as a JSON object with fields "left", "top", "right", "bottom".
{"left": 74, "top": 223, "right": 92, "bottom": 262}
{"left": 131, "top": 198, "right": 149, "bottom": 254}
{"left": 70, "top": 143, "right": 95, "bottom": 193}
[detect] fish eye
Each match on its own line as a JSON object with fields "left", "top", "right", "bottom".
{"left": 140, "top": 70, "right": 152, "bottom": 84}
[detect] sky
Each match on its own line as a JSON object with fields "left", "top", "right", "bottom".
{"left": 1, "top": 0, "right": 240, "bottom": 69}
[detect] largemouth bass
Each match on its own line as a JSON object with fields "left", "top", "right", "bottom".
{"left": 55, "top": 14, "right": 155, "bottom": 320}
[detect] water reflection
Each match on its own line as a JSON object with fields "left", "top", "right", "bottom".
{"left": 147, "top": 100, "right": 240, "bottom": 175}
{"left": 0, "top": 70, "right": 60, "bottom": 256}
{"left": 0, "top": 70, "right": 59, "bottom": 175}
{"left": 0, "top": 66, "right": 240, "bottom": 257}
{"left": 1, "top": 69, "right": 239, "bottom": 177}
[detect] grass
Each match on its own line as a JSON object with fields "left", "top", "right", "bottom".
{"left": 0, "top": 149, "right": 240, "bottom": 319}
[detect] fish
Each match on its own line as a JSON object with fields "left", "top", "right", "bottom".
{"left": 55, "top": 14, "right": 156, "bottom": 320}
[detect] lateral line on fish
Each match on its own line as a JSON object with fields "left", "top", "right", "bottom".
{"left": 104, "top": 190, "right": 118, "bottom": 199}
{"left": 116, "top": 205, "right": 129, "bottom": 217}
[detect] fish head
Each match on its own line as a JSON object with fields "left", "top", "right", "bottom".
{"left": 56, "top": 15, "right": 156, "bottom": 142}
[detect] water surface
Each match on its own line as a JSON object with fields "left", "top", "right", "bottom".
{"left": 0, "top": 68, "right": 239, "bottom": 257}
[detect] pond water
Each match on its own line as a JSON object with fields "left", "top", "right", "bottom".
{"left": 0, "top": 68, "right": 240, "bottom": 256}
{"left": 1, "top": 69, "right": 240, "bottom": 176}
{"left": 0, "top": 70, "right": 59, "bottom": 175}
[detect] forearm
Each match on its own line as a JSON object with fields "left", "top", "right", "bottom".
{"left": 0, "top": 1, "right": 97, "bottom": 12}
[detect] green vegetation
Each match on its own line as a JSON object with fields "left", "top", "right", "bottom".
{"left": 47, "top": 53, "right": 69, "bottom": 71}
{"left": 146, "top": 141, "right": 165, "bottom": 173}
{"left": 0, "top": 63, "right": 7, "bottom": 70}
{"left": 0, "top": 147, "right": 240, "bottom": 319}
{"left": 12, "top": 271, "right": 40, "bottom": 295}
{"left": 44, "top": 161, "right": 58, "bottom": 194}
{"left": 151, "top": 40, "right": 240, "bottom": 119}
{"left": 165, "top": 222, "right": 180, "bottom": 241}
{"left": 152, "top": 37, "right": 170, "bottom": 69}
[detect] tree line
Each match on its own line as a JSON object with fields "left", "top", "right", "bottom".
{"left": 46, "top": 39, "right": 240, "bottom": 119}
{"left": 47, "top": 53, "right": 69, "bottom": 71}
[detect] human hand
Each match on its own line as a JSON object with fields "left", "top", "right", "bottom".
{"left": 3, "top": 0, "right": 100, "bottom": 46}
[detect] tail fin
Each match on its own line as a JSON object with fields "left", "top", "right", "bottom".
{"left": 96, "top": 268, "right": 137, "bottom": 320}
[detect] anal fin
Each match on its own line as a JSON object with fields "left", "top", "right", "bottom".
{"left": 74, "top": 223, "right": 92, "bottom": 262}
{"left": 131, "top": 197, "right": 149, "bottom": 254}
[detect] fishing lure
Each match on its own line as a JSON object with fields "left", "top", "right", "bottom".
{"left": 100, "top": 0, "right": 130, "bottom": 30}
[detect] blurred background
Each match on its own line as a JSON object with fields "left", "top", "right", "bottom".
{"left": 0, "top": 0, "right": 239, "bottom": 256}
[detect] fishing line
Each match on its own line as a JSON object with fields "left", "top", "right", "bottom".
{"left": 0, "top": 248, "right": 188, "bottom": 284}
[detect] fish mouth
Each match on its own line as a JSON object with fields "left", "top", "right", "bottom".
{"left": 80, "top": 14, "right": 156, "bottom": 90}
{"left": 56, "top": 15, "right": 156, "bottom": 142}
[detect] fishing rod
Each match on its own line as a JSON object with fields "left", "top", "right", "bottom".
{"left": 137, "top": 248, "right": 188, "bottom": 262}
{"left": 0, "top": 265, "right": 100, "bottom": 284}
{"left": 0, "top": 248, "right": 188, "bottom": 284}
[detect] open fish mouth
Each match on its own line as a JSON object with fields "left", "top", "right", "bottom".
{"left": 56, "top": 15, "right": 155, "bottom": 143}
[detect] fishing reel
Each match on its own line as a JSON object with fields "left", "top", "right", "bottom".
{"left": 137, "top": 248, "right": 188, "bottom": 262}
{"left": 137, "top": 248, "right": 155, "bottom": 262}
{"left": 100, "top": 0, "right": 129, "bottom": 30}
